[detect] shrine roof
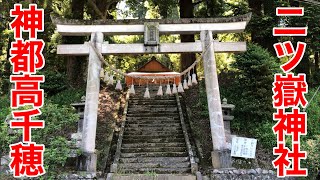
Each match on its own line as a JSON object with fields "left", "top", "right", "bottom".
{"left": 137, "top": 58, "right": 172, "bottom": 73}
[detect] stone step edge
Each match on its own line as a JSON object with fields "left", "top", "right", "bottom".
{"left": 107, "top": 173, "right": 196, "bottom": 180}
{"left": 119, "top": 157, "right": 190, "bottom": 163}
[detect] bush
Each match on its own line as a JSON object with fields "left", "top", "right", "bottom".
{"left": 33, "top": 103, "right": 79, "bottom": 143}
{"left": 0, "top": 96, "right": 20, "bottom": 159}
{"left": 0, "top": 95, "right": 10, "bottom": 121}
{"left": 220, "top": 43, "right": 280, "bottom": 148}
{"left": 300, "top": 88, "right": 320, "bottom": 178}
{"left": 48, "top": 88, "right": 85, "bottom": 106}
{"left": 304, "top": 88, "right": 320, "bottom": 139}
{"left": 230, "top": 44, "right": 279, "bottom": 123}
{"left": 221, "top": 44, "right": 320, "bottom": 177}
{"left": 301, "top": 137, "right": 320, "bottom": 179}
{"left": 40, "top": 71, "right": 68, "bottom": 96}
{"left": 0, "top": 93, "right": 80, "bottom": 178}
{"left": 43, "top": 137, "right": 74, "bottom": 178}
{"left": 32, "top": 102, "right": 79, "bottom": 178}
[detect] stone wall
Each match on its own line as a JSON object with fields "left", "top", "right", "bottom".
{"left": 210, "top": 168, "right": 297, "bottom": 180}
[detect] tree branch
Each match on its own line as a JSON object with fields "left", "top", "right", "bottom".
{"left": 301, "top": 0, "right": 320, "bottom": 5}
{"left": 193, "top": 0, "right": 203, "bottom": 6}
{"left": 88, "top": 0, "right": 107, "bottom": 20}
{"left": 104, "top": 0, "right": 119, "bottom": 18}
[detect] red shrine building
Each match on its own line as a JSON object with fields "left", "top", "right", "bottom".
{"left": 125, "top": 56, "right": 181, "bottom": 86}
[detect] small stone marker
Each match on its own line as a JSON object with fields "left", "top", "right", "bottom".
{"left": 231, "top": 136, "right": 257, "bottom": 159}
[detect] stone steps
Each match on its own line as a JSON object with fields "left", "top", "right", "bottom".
{"left": 121, "top": 147, "right": 187, "bottom": 153}
{"left": 127, "top": 111, "right": 178, "bottom": 114}
{"left": 120, "top": 152, "right": 188, "bottom": 158}
{"left": 122, "top": 137, "right": 185, "bottom": 144}
{"left": 124, "top": 130, "right": 183, "bottom": 136}
{"left": 129, "top": 100, "right": 176, "bottom": 104}
{"left": 126, "top": 113, "right": 179, "bottom": 117}
{"left": 125, "top": 127, "right": 182, "bottom": 132}
{"left": 117, "top": 167, "right": 191, "bottom": 174}
{"left": 126, "top": 120, "right": 180, "bottom": 125}
{"left": 127, "top": 104, "right": 177, "bottom": 108}
{"left": 130, "top": 97, "right": 176, "bottom": 100}
{"left": 110, "top": 174, "right": 196, "bottom": 180}
{"left": 123, "top": 134, "right": 184, "bottom": 139}
{"left": 119, "top": 157, "right": 189, "bottom": 163}
{"left": 118, "top": 162, "right": 191, "bottom": 169}
{"left": 126, "top": 116, "right": 178, "bottom": 120}
{"left": 126, "top": 117, "right": 179, "bottom": 121}
{"left": 112, "top": 93, "right": 194, "bottom": 175}
{"left": 125, "top": 123, "right": 181, "bottom": 128}
{"left": 128, "top": 108, "right": 178, "bottom": 112}
{"left": 129, "top": 103, "right": 177, "bottom": 106}
{"left": 122, "top": 143, "right": 186, "bottom": 148}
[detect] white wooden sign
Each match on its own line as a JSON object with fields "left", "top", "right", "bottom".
{"left": 231, "top": 136, "right": 257, "bottom": 159}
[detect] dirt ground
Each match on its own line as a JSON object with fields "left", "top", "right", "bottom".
{"left": 96, "top": 84, "right": 126, "bottom": 172}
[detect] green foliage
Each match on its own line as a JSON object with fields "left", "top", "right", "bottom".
{"left": 252, "top": 121, "right": 277, "bottom": 149}
{"left": 299, "top": 88, "right": 320, "bottom": 178}
{"left": 43, "top": 137, "right": 73, "bottom": 177}
{"left": 48, "top": 88, "right": 85, "bottom": 106}
{"left": 223, "top": 0, "right": 249, "bottom": 16}
{"left": 304, "top": 88, "right": 320, "bottom": 139}
{"left": 0, "top": 95, "right": 10, "bottom": 120}
{"left": 40, "top": 71, "right": 68, "bottom": 96}
{"left": 0, "top": 93, "right": 80, "bottom": 177}
{"left": 0, "top": 95, "right": 21, "bottom": 159}
{"left": 124, "top": 0, "right": 178, "bottom": 19}
{"left": 220, "top": 44, "right": 280, "bottom": 148}
{"left": 221, "top": 43, "right": 320, "bottom": 176}
{"left": 198, "top": 80, "right": 209, "bottom": 117}
{"left": 33, "top": 103, "right": 79, "bottom": 143}
{"left": 32, "top": 102, "right": 79, "bottom": 178}
{"left": 301, "top": 137, "right": 320, "bottom": 179}
{"left": 230, "top": 43, "right": 279, "bottom": 123}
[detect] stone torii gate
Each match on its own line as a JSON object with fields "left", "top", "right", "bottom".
{"left": 52, "top": 13, "right": 251, "bottom": 173}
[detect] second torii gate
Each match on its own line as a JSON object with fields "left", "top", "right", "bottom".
{"left": 52, "top": 13, "right": 251, "bottom": 173}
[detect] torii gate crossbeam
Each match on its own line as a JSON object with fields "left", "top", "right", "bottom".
{"left": 52, "top": 13, "right": 251, "bottom": 173}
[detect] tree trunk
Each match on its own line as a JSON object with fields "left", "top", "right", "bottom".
{"left": 64, "top": 0, "right": 86, "bottom": 88}
{"left": 263, "top": 0, "right": 274, "bottom": 16}
{"left": 289, "top": 0, "right": 309, "bottom": 81}
{"left": 248, "top": 0, "right": 262, "bottom": 16}
{"left": 89, "top": 0, "right": 118, "bottom": 20}
{"left": 41, "top": 0, "right": 54, "bottom": 71}
{"left": 248, "top": 0, "right": 263, "bottom": 45}
{"left": 315, "top": 51, "right": 319, "bottom": 72}
{"left": 3, "top": 36, "right": 12, "bottom": 95}
{"left": 179, "top": 0, "right": 196, "bottom": 74}
{"left": 289, "top": 0, "right": 300, "bottom": 7}
{"left": 263, "top": 0, "right": 278, "bottom": 52}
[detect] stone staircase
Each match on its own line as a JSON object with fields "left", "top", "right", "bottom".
{"left": 110, "top": 86, "right": 197, "bottom": 176}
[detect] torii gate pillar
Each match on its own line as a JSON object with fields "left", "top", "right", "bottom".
{"left": 80, "top": 32, "right": 103, "bottom": 172}
{"left": 200, "top": 30, "right": 231, "bottom": 168}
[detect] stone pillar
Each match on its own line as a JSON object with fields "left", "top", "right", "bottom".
{"left": 81, "top": 32, "right": 103, "bottom": 172}
{"left": 200, "top": 30, "right": 231, "bottom": 168}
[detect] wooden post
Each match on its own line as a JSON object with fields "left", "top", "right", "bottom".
{"left": 80, "top": 32, "right": 103, "bottom": 172}
{"left": 200, "top": 30, "right": 231, "bottom": 168}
